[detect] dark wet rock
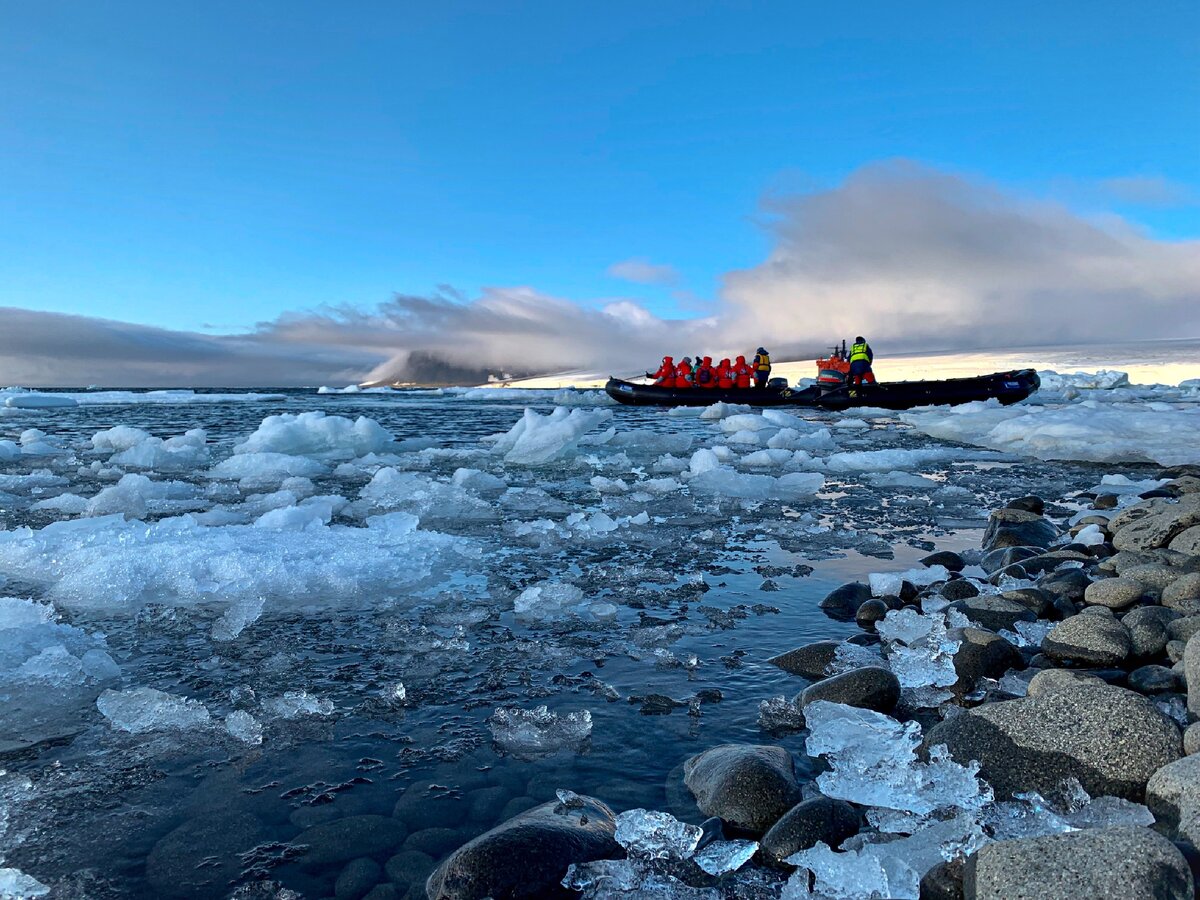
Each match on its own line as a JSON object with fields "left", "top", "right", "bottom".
{"left": 1038, "top": 568, "right": 1092, "bottom": 602}
{"left": 1168, "top": 639, "right": 1188, "bottom": 663}
{"left": 951, "top": 628, "right": 1021, "bottom": 691}
{"left": 1082, "top": 576, "right": 1145, "bottom": 609}
{"left": 336, "top": 858, "right": 383, "bottom": 900}
{"left": 920, "top": 857, "right": 965, "bottom": 900}
{"left": 297, "top": 816, "right": 409, "bottom": 868}
{"left": 1025, "top": 668, "right": 1104, "bottom": 697}
{"left": 817, "top": 582, "right": 872, "bottom": 620}
{"left": 979, "top": 545, "right": 1040, "bottom": 575}
{"left": 983, "top": 508, "right": 1058, "bottom": 551}
{"left": 1041, "top": 614, "right": 1131, "bottom": 666}
{"left": 964, "top": 826, "right": 1193, "bottom": 900}
{"left": 1148, "top": 755, "right": 1200, "bottom": 847}
{"left": 684, "top": 744, "right": 803, "bottom": 834}
{"left": 1049, "top": 594, "right": 1078, "bottom": 621}
{"left": 384, "top": 849, "right": 435, "bottom": 888}
{"left": 997, "top": 587, "right": 1051, "bottom": 617}
{"left": 424, "top": 796, "right": 620, "bottom": 900}
{"left": 1165, "top": 573, "right": 1200, "bottom": 606}
{"left": 898, "top": 580, "right": 920, "bottom": 602}
{"left": 1123, "top": 605, "right": 1178, "bottom": 657}
{"left": 1185, "top": 723, "right": 1200, "bottom": 756}
{"left": 1185, "top": 633, "right": 1200, "bottom": 719}
{"left": 1006, "top": 495, "right": 1046, "bottom": 515}
{"left": 1128, "top": 664, "right": 1182, "bottom": 695}
{"left": 1166, "top": 596, "right": 1200, "bottom": 616}
{"left": 940, "top": 579, "right": 980, "bottom": 601}
{"left": 146, "top": 811, "right": 267, "bottom": 898}
{"left": 921, "top": 550, "right": 965, "bottom": 572}
{"left": 1093, "top": 493, "right": 1119, "bottom": 510}
{"left": 1113, "top": 501, "right": 1200, "bottom": 552}
{"left": 924, "top": 683, "right": 1182, "bottom": 800}
{"left": 767, "top": 640, "right": 842, "bottom": 679}
{"left": 1172, "top": 526, "right": 1200, "bottom": 555}
{"left": 855, "top": 599, "right": 889, "bottom": 632}
{"left": 759, "top": 797, "right": 861, "bottom": 864}
{"left": 1019, "top": 550, "right": 1092, "bottom": 577}
{"left": 1123, "top": 562, "right": 1184, "bottom": 594}
{"left": 947, "top": 597, "right": 1036, "bottom": 633}
{"left": 799, "top": 666, "right": 900, "bottom": 714}
{"left": 1169, "top": 615, "right": 1200, "bottom": 643}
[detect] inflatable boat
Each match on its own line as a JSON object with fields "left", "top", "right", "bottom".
{"left": 604, "top": 368, "right": 1040, "bottom": 410}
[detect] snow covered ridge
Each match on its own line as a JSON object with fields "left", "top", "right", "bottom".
{"left": 0, "top": 388, "right": 286, "bottom": 408}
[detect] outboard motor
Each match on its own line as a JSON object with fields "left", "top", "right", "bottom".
{"left": 767, "top": 377, "right": 789, "bottom": 389}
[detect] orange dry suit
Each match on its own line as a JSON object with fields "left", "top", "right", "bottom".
{"left": 717, "top": 359, "right": 734, "bottom": 389}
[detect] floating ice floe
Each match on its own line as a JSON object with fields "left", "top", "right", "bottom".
{"left": 901, "top": 399, "right": 1200, "bottom": 466}
{"left": 0, "top": 510, "right": 471, "bottom": 614}
{"left": 233, "top": 410, "right": 398, "bottom": 459}
{"left": 0, "top": 868, "right": 50, "bottom": 898}
{"left": 224, "top": 710, "right": 264, "bottom": 745}
{"left": 487, "top": 705, "right": 592, "bottom": 756}
{"left": 1, "top": 388, "right": 284, "bottom": 407}
{"left": 97, "top": 687, "right": 212, "bottom": 733}
{"left": 489, "top": 408, "right": 614, "bottom": 465}
{"left": 262, "top": 690, "right": 335, "bottom": 719}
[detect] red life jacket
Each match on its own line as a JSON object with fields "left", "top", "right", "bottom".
{"left": 674, "top": 362, "right": 693, "bottom": 389}
{"left": 694, "top": 364, "right": 715, "bottom": 387}
{"left": 652, "top": 358, "right": 675, "bottom": 385}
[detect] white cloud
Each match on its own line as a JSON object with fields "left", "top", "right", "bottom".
{"left": 606, "top": 257, "right": 679, "bottom": 285}
{"left": 2, "top": 161, "right": 1197, "bottom": 386}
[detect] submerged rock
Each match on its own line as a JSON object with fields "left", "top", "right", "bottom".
{"left": 146, "top": 811, "right": 266, "bottom": 898}
{"left": 683, "top": 744, "right": 802, "bottom": 835}
{"left": 296, "top": 815, "right": 408, "bottom": 867}
{"left": 425, "top": 796, "right": 620, "bottom": 900}
{"left": 965, "top": 826, "right": 1193, "bottom": 900}
{"left": 923, "top": 683, "right": 1181, "bottom": 800}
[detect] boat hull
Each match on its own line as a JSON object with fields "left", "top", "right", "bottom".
{"left": 604, "top": 369, "right": 1040, "bottom": 411}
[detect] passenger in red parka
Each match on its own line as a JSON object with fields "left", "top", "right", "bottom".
{"left": 717, "top": 358, "right": 734, "bottom": 389}
{"left": 674, "top": 358, "right": 693, "bottom": 388}
{"left": 647, "top": 356, "right": 675, "bottom": 385}
{"left": 733, "top": 355, "right": 752, "bottom": 389}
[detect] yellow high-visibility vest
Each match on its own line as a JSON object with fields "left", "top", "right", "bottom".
{"left": 755, "top": 353, "right": 771, "bottom": 372}
{"left": 850, "top": 342, "right": 870, "bottom": 363}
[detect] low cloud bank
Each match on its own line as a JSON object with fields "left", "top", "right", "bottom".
{"left": 3, "top": 161, "right": 1197, "bottom": 386}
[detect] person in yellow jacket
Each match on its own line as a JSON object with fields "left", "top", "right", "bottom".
{"left": 849, "top": 336, "right": 876, "bottom": 386}
{"left": 752, "top": 347, "right": 771, "bottom": 389}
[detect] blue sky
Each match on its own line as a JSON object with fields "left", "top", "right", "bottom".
{"left": 1, "top": 0, "right": 1197, "bottom": 336}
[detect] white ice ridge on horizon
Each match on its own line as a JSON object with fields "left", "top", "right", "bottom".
{"left": 0, "top": 388, "right": 286, "bottom": 408}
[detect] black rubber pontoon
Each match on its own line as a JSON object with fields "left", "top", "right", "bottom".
{"left": 604, "top": 369, "right": 1040, "bottom": 411}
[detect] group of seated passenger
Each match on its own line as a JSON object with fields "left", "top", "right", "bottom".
{"left": 647, "top": 348, "right": 772, "bottom": 389}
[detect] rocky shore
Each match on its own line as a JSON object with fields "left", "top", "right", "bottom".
{"left": 404, "top": 465, "right": 1200, "bottom": 899}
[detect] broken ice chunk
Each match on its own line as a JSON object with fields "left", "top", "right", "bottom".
{"left": 0, "top": 868, "right": 50, "bottom": 898}
{"left": 804, "top": 701, "right": 991, "bottom": 817}
{"left": 224, "top": 710, "right": 263, "bottom": 745}
{"left": 262, "top": 690, "right": 334, "bottom": 719}
{"left": 692, "top": 838, "right": 758, "bottom": 875}
{"left": 211, "top": 595, "right": 266, "bottom": 641}
{"left": 487, "top": 705, "right": 592, "bottom": 757}
{"left": 613, "top": 809, "right": 702, "bottom": 860}
{"left": 97, "top": 687, "right": 212, "bottom": 734}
